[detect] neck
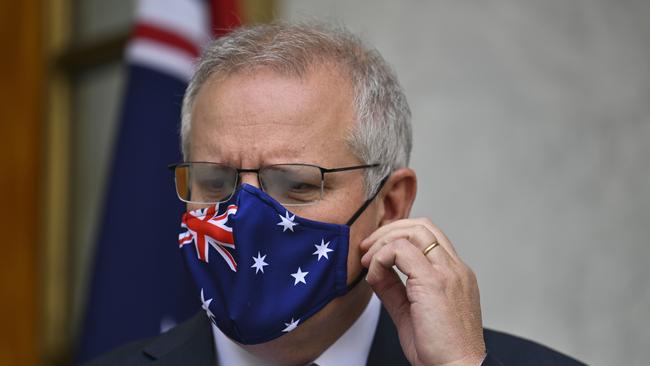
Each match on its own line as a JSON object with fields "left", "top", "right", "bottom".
{"left": 237, "top": 282, "right": 373, "bottom": 366}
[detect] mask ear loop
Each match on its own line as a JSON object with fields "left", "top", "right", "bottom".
{"left": 345, "top": 175, "right": 390, "bottom": 226}
{"left": 344, "top": 175, "right": 390, "bottom": 291}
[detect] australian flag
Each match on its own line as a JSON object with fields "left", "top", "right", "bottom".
{"left": 76, "top": 0, "right": 240, "bottom": 362}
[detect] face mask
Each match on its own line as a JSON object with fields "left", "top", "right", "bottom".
{"left": 178, "top": 182, "right": 383, "bottom": 344}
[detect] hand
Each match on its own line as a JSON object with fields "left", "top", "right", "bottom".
{"left": 360, "top": 218, "right": 486, "bottom": 366}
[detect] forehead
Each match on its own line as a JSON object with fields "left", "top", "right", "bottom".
{"left": 189, "top": 65, "right": 361, "bottom": 168}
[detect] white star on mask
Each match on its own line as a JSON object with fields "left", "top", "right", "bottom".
{"left": 282, "top": 317, "right": 300, "bottom": 332}
{"left": 251, "top": 252, "right": 269, "bottom": 274}
{"left": 277, "top": 210, "right": 298, "bottom": 232}
{"left": 291, "top": 267, "right": 308, "bottom": 285}
{"left": 200, "top": 289, "right": 216, "bottom": 322}
{"left": 313, "top": 239, "right": 333, "bottom": 261}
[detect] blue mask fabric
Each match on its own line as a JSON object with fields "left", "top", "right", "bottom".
{"left": 178, "top": 182, "right": 383, "bottom": 344}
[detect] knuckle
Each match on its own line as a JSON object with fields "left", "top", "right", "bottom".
{"left": 436, "top": 265, "right": 454, "bottom": 281}
{"left": 416, "top": 217, "right": 433, "bottom": 226}
{"left": 423, "top": 268, "right": 448, "bottom": 291}
{"left": 464, "top": 264, "right": 475, "bottom": 276}
{"left": 365, "top": 269, "right": 378, "bottom": 285}
{"left": 435, "top": 264, "right": 462, "bottom": 287}
{"left": 414, "top": 224, "right": 433, "bottom": 239}
{"left": 372, "top": 249, "right": 386, "bottom": 264}
{"left": 375, "top": 236, "right": 388, "bottom": 248}
{"left": 464, "top": 265, "right": 478, "bottom": 283}
{"left": 375, "top": 244, "right": 395, "bottom": 262}
{"left": 390, "top": 238, "right": 409, "bottom": 249}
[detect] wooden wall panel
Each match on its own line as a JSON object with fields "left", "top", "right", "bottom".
{"left": 0, "top": 1, "right": 44, "bottom": 365}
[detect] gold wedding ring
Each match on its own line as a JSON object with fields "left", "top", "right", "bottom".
{"left": 422, "top": 240, "right": 439, "bottom": 256}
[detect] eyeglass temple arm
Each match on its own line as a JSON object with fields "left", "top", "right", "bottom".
{"left": 321, "top": 163, "right": 380, "bottom": 174}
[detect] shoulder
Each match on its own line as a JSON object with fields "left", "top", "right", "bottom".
{"left": 369, "top": 307, "right": 585, "bottom": 366}
{"left": 83, "top": 337, "right": 155, "bottom": 366}
{"left": 83, "top": 312, "right": 215, "bottom": 366}
{"left": 483, "top": 328, "right": 586, "bottom": 366}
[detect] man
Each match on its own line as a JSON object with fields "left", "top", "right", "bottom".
{"left": 89, "top": 22, "right": 585, "bottom": 365}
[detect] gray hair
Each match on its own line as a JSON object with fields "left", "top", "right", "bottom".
{"left": 180, "top": 21, "right": 412, "bottom": 196}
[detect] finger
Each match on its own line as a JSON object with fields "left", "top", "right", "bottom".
{"left": 360, "top": 226, "right": 424, "bottom": 268}
{"left": 367, "top": 238, "right": 434, "bottom": 282}
{"left": 417, "top": 219, "right": 459, "bottom": 258}
{"left": 361, "top": 218, "right": 459, "bottom": 258}
{"left": 360, "top": 226, "right": 427, "bottom": 267}
{"left": 366, "top": 240, "right": 426, "bottom": 328}
{"left": 360, "top": 219, "right": 415, "bottom": 249}
{"left": 361, "top": 225, "right": 454, "bottom": 267}
{"left": 366, "top": 259, "right": 409, "bottom": 323}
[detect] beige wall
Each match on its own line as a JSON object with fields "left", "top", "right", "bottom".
{"left": 281, "top": 1, "right": 650, "bottom": 365}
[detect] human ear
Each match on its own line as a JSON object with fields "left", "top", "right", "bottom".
{"left": 378, "top": 168, "right": 417, "bottom": 226}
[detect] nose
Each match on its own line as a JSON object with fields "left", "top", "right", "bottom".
{"left": 238, "top": 172, "right": 261, "bottom": 189}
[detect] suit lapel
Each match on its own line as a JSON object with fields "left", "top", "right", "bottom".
{"left": 142, "top": 312, "right": 217, "bottom": 365}
{"left": 366, "top": 306, "right": 409, "bottom": 366}
{"left": 143, "top": 308, "right": 408, "bottom": 366}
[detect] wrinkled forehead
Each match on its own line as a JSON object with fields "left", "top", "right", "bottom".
{"left": 188, "top": 64, "right": 361, "bottom": 168}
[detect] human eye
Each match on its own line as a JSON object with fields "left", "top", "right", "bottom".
{"left": 262, "top": 165, "right": 322, "bottom": 204}
{"left": 283, "top": 179, "right": 321, "bottom": 203}
{"left": 191, "top": 165, "right": 233, "bottom": 202}
{"left": 205, "top": 177, "right": 227, "bottom": 189}
{"left": 287, "top": 180, "right": 319, "bottom": 192}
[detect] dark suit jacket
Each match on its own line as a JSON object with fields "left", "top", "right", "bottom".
{"left": 87, "top": 309, "right": 586, "bottom": 365}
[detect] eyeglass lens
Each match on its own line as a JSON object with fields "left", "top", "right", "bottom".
{"left": 175, "top": 163, "right": 324, "bottom": 205}
{"left": 259, "top": 165, "right": 323, "bottom": 205}
{"left": 175, "top": 163, "right": 238, "bottom": 204}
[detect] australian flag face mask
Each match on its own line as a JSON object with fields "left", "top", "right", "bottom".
{"left": 178, "top": 183, "right": 382, "bottom": 344}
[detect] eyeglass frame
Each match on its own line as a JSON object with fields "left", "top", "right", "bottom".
{"left": 167, "top": 162, "right": 381, "bottom": 206}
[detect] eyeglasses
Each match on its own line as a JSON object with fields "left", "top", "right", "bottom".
{"left": 169, "top": 162, "right": 381, "bottom": 206}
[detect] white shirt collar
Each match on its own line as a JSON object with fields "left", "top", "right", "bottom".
{"left": 212, "top": 293, "right": 382, "bottom": 366}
